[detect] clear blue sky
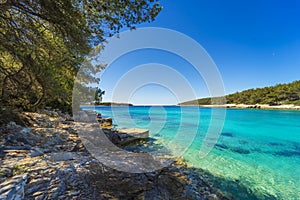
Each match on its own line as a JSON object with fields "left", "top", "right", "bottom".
{"left": 99, "top": 0, "right": 300, "bottom": 105}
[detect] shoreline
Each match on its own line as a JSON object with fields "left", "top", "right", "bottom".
{"left": 181, "top": 104, "right": 300, "bottom": 110}
{"left": 0, "top": 109, "right": 281, "bottom": 199}
{"left": 0, "top": 110, "right": 233, "bottom": 199}
{"left": 82, "top": 104, "right": 300, "bottom": 110}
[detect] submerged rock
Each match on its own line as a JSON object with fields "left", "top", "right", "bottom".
{"left": 221, "top": 132, "right": 234, "bottom": 137}
{"left": 230, "top": 147, "right": 251, "bottom": 154}
{"left": 215, "top": 143, "right": 229, "bottom": 150}
{"left": 274, "top": 150, "right": 300, "bottom": 157}
{"left": 268, "top": 142, "right": 284, "bottom": 146}
{"left": 238, "top": 140, "right": 249, "bottom": 145}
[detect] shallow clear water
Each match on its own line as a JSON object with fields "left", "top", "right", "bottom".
{"left": 82, "top": 106, "right": 300, "bottom": 199}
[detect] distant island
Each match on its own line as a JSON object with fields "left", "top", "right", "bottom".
{"left": 179, "top": 80, "right": 300, "bottom": 108}
{"left": 95, "top": 102, "right": 133, "bottom": 106}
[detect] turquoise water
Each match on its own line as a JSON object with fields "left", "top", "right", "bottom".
{"left": 82, "top": 106, "right": 300, "bottom": 199}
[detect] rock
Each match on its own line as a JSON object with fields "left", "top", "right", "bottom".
{"left": 0, "top": 173, "right": 28, "bottom": 200}
{"left": 98, "top": 118, "right": 113, "bottom": 129}
{"left": 30, "top": 147, "right": 44, "bottom": 157}
{"left": 102, "top": 128, "right": 150, "bottom": 146}
{"left": 32, "top": 191, "right": 46, "bottom": 199}
{"left": 15, "top": 136, "right": 32, "bottom": 146}
{"left": 5, "top": 134, "right": 18, "bottom": 144}
{"left": 158, "top": 173, "right": 186, "bottom": 195}
{"left": 25, "top": 180, "right": 49, "bottom": 195}
{"left": 116, "top": 128, "right": 149, "bottom": 145}
{"left": 231, "top": 147, "right": 251, "bottom": 154}
{"left": 118, "top": 128, "right": 149, "bottom": 138}
{"left": 3, "top": 149, "right": 27, "bottom": 154}
{"left": 3, "top": 146, "right": 32, "bottom": 151}
{"left": 215, "top": 143, "right": 229, "bottom": 150}
{"left": 4, "top": 127, "right": 38, "bottom": 146}
{"left": 14, "top": 128, "right": 37, "bottom": 146}
{"left": 208, "top": 194, "right": 218, "bottom": 200}
{"left": 46, "top": 182, "right": 66, "bottom": 199}
{"left": 0, "top": 168, "right": 13, "bottom": 178}
{"left": 275, "top": 150, "right": 300, "bottom": 157}
{"left": 6, "top": 121, "right": 21, "bottom": 129}
{"left": 0, "top": 145, "right": 5, "bottom": 158}
{"left": 46, "top": 152, "right": 78, "bottom": 162}
{"left": 20, "top": 128, "right": 32, "bottom": 134}
{"left": 52, "top": 137, "right": 64, "bottom": 146}
{"left": 221, "top": 132, "right": 234, "bottom": 137}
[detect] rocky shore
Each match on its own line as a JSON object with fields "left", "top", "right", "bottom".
{"left": 0, "top": 110, "right": 231, "bottom": 200}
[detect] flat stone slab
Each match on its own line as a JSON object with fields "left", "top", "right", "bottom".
{"left": 117, "top": 128, "right": 149, "bottom": 139}
{"left": 114, "top": 128, "right": 149, "bottom": 145}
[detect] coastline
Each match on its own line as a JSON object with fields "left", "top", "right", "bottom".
{"left": 86, "top": 103, "right": 300, "bottom": 111}
{"left": 181, "top": 104, "right": 300, "bottom": 110}
{"left": 0, "top": 110, "right": 233, "bottom": 199}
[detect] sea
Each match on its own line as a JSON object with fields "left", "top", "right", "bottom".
{"left": 81, "top": 105, "right": 300, "bottom": 199}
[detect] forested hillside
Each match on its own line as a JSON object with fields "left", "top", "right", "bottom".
{"left": 180, "top": 80, "right": 300, "bottom": 106}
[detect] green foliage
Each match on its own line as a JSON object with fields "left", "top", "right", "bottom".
{"left": 180, "top": 97, "right": 225, "bottom": 105}
{"left": 0, "top": 0, "right": 161, "bottom": 112}
{"left": 226, "top": 81, "right": 300, "bottom": 105}
{"left": 180, "top": 80, "right": 300, "bottom": 106}
{"left": 95, "top": 88, "right": 105, "bottom": 104}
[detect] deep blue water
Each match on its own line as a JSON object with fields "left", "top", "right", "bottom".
{"left": 81, "top": 106, "right": 300, "bottom": 199}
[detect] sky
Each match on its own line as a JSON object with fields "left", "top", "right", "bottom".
{"left": 97, "top": 0, "right": 300, "bottom": 105}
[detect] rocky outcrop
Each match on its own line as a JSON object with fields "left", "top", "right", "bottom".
{"left": 0, "top": 110, "right": 229, "bottom": 200}
{"left": 117, "top": 128, "right": 149, "bottom": 139}
{"left": 97, "top": 114, "right": 150, "bottom": 146}
{"left": 98, "top": 117, "right": 114, "bottom": 129}
{"left": 103, "top": 128, "right": 149, "bottom": 146}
